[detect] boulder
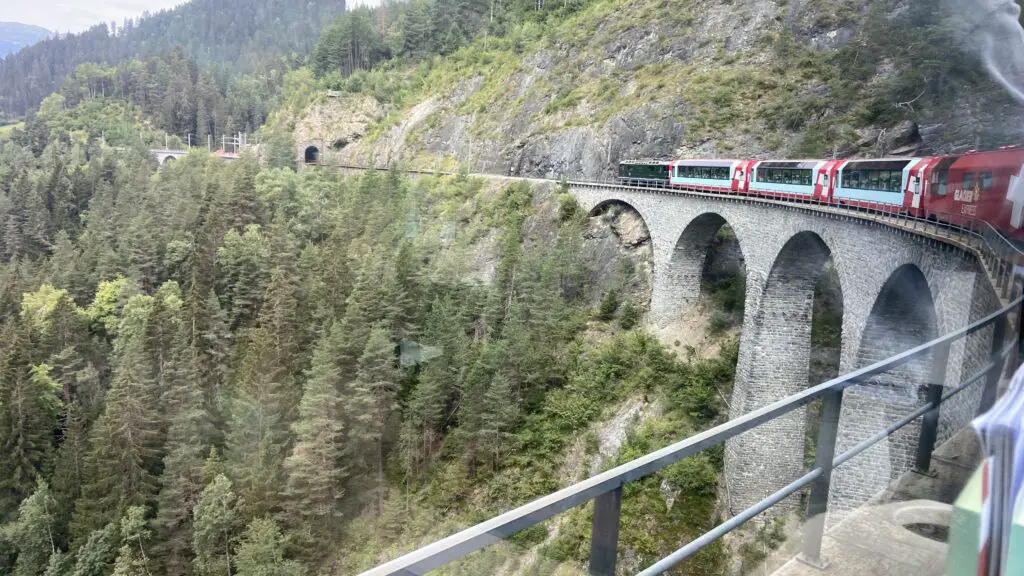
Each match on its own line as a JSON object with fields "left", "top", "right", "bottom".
{"left": 883, "top": 120, "right": 921, "bottom": 152}
{"left": 612, "top": 209, "right": 651, "bottom": 247}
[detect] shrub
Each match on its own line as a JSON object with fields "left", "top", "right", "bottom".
{"left": 619, "top": 301, "right": 640, "bottom": 330}
{"left": 559, "top": 192, "right": 582, "bottom": 222}
{"left": 709, "top": 311, "right": 732, "bottom": 334}
{"left": 663, "top": 455, "right": 719, "bottom": 496}
{"left": 598, "top": 289, "right": 619, "bottom": 321}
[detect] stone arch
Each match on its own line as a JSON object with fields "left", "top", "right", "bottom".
{"left": 586, "top": 198, "right": 654, "bottom": 309}
{"left": 675, "top": 213, "right": 747, "bottom": 306}
{"left": 829, "top": 264, "right": 938, "bottom": 519}
{"left": 726, "top": 230, "right": 844, "bottom": 514}
{"left": 162, "top": 155, "right": 176, "bottom": 166}
{"left": 304, "top": 145, "right": 320, "bottom": 164}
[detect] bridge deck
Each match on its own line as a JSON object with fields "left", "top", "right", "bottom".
{"left": 770, "top": 500, "right": 948, "bottom": 576}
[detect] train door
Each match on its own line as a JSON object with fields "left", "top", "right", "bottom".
{"left": 731, "top": 161, "right": 743, "bottom": 193}
{"left": 906, "top": 159, "right": 926, "bottom": 212}
{"left": 815, "top": 161, "right": 841, "bottom": 203}
{"left": 812, "top": 161, "right": 829, "bottom": 202}
{"left": 829, "top": 161, "right": 844, "bottom": 203}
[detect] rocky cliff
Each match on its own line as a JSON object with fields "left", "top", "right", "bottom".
{"left": 293, "top": 0, "right": 1024, "bottom": 180}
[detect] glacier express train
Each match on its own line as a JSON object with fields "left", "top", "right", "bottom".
{"left": 618, "top": 147, "right": 1024, "bottom": 240}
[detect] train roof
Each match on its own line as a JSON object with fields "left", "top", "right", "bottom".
{"left": 674, "top": 159, "right": 741, "bottom": 166}
{"left": 755, "top": 160, "right": 823, "bottom": 169}
{"left": 619, "top": 159, "right": 672, "bottom": 165}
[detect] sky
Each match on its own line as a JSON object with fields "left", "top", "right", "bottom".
{"left": 1, "top": 0, "right": 377, "bottom": 33}
{"left": 0, "top": 0, "right": 189, "bottom": 33}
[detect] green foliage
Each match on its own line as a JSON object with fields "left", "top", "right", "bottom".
{"left": 738, "top": 516, "right": 787, "bottom": 570}
{"left": 70, "top": 523, "right": 118, "bottom": 576}
{"left": 619, "top": 300, "right": 640, "bottom": 330}
{"left": 234, "top": 518, "right": 304, "bottom": 576}
{"left": 111, "top": 506, "right": 152, "bottom": 576}
{"left": 4, "top": 481, "right": 58, "bottom": 576}
{"left": 192, "top": 475, "right": 238, "bottom": 576}
{"left": 598, "top": 288, "right": 619, "bottom": 321}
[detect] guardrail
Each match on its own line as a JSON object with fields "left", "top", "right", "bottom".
{"left": 359, "top": 295, "right": 1022, "bottom": 575}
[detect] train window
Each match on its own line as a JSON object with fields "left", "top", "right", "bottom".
{"left": 937, "top": 171, "right": 948, "bottom": 196}
{"left": 963, "top": 172, "right": 976, "bottom": 191}
{"left": 981, "top": 172, "right": 994, "bottom": 190}
{"left": 889, "top": 171, "right": 902, "bottom": 192}
{"left": 869, "top": 171, "right": 880, "bottom": 190}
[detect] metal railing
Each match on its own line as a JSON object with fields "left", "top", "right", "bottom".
{"left": 317, "top": 164, "right": 1024, "bottom": 575}
{"left": 360, "top": 295, "right": 1022, "bottom": 576}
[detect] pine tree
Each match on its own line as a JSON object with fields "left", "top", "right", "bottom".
{"left": 400, "top": 295, "right": 468, "bottom": 477}
{"left": 349, "top": 325, "right": 399, "bottom": 512}
{"left": 390, "top": 240, "right": 421, "bottom": 342}
{"left": 72, "top": 333, "right": 161, "bottom": 539}
{"left": 234, "top": 518, "right": 304, "bottom": 576}
{"left": 336, "top": 250, "right": 392, "bottom": 375}
{"left": 282, "top": 322, "right": 348, "bottom": 549}
{"left": 191, "top": 475, "right": 237, "bottom": 576}
{"left": 0, "top": 329, "right": 62, "bottom": 518}
{"left": 152, "top": 325, "right": 216, "bottom": 575}
{"left": 476, "top": 371, "right": 519, "bottom": 471}
{"left": 51, "top": 402, "right": 88, "bottom": 541}
{"left": 225, "top": 327, "right": 293, "bottom": 519}
{"left": 216, "top": 225, "right": 271, "bottom": 331}
{"left": 4, "top": 481, "right": 58, "bottom": 576}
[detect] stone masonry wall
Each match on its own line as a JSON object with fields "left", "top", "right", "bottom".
{"left": 570, "top": 185, "right": 998, "bottom": 520}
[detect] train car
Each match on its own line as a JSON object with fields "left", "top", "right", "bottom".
{"left": 748, "top": 160, "right": 841, "bottom": 202}
{"left": 833, "top": 158, "right": 926, "bottom": 213}
{"left": 669, "top": 159, "right": 743, "bottom": 192}
{"left": 617, "top": 146, "right": 1024, "bottom": 241}
{"left": 618, "top": 160, "right": 671, "bottom": 187}
{"left": 921, "top": 147, "right": 1024, "bottom": 237}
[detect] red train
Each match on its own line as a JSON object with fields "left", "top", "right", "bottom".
{"left": 618, "top": 147, "right": 1024, "bottom": 241}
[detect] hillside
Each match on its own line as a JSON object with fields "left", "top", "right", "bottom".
{"left": 0, "top": 0, "right": 347, "bottom": 118}
{"left": 287, "top": 0, "right": 1024, "bottom": 179}
{"left": 0, "top": 23, "right": 49, "bottom": 58}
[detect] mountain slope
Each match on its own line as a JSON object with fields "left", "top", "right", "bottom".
{"left": 292, "top": 0, "right": 1024, "bottom": 180}
{"left": 0, "top": 0, "right": 347, "bottom": 117}
{"left": 0, "top": 22, "right": 49, "bottom": 58}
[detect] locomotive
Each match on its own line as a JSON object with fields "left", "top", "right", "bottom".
{"left": 618, "top": 147, "right": 1024, "bottom": 241}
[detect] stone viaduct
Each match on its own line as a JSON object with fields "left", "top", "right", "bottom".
{"left": 569, "top": 183, "right": 1000, "bottom": 522}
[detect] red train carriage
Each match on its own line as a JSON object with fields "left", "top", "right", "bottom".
{"left": 833, "top": 158, "right": 926, "bottom": 214}
{"left": 921, "top": 147, "right": 1024, "bottom": 239}
{"left": 745, "top": 160, "right": 844, "bottom": 203}
{"left": 618, "top": 145, "right": 1024, "bottom": 242}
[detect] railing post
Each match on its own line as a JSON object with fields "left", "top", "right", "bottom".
{"left": 590, "top": 486, "right": 623, "bottom": 576}
{"left": 979, "top": 314, "right": 1008, "bottom": 415}
{"left": 915, "top": 340, "right": 950, "bottom": 474}
{"left": 799, "top": 389, "right": 843, "bottom": 569}
{"left": 1017, "top": 297, "right": 1024, "bottom": 371}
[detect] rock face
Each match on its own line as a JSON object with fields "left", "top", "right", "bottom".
{"left": 584, "top": 204, "right": 653, "bottom": 309}
{"left": 315, "top": 0, "right": 1024, "bottom": 178}
{"left": 293, "top": 94, "right": 383, "bottom": 164}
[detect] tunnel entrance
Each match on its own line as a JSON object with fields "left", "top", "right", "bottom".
{"left": 304, "top": 145, "right": 320, "bottom": 164}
